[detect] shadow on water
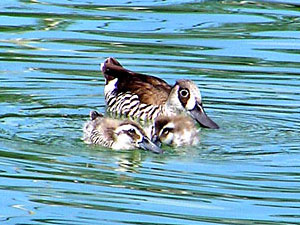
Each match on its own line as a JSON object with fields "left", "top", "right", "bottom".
{"left": 1, "top": 0, "right": 300, "bottom": 224}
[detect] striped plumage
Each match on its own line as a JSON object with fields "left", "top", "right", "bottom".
{"left": 101, "top": 57, "right": 219, "bottom": 129}
{"left": 105, "top": 90, "right": 162, "bottom": 121}
{"left": 83, "top": 111, "right": 162, "bottom": 154}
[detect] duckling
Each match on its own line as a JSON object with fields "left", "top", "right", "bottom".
{"left": 101, "top": 57, "right": 219, "bottom": 129}
{"left": 83, "top": 111, "right": 163, "bottom": 154}
{"left": 152, "top": 115, "right": 199, "bottom": 147}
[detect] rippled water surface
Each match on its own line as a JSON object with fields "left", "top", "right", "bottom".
{"left": 1, "top": 0, "right": 300, "bottom": 224}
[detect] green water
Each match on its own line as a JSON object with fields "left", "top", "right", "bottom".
{"left": 0, "top": 0, "right": 300, "bottom": 224}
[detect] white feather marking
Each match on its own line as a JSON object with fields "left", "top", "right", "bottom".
{"left": 186, "top": 98, "right": 196, "bottom": 110}
{"left": 104, "top": 78, "right": 118, "bottom": 96}
{"left": 112, "top": 133, "right": 133, "bottom": 150}
{"left": 100, "top": 63, "right": 105, "bottom": 72}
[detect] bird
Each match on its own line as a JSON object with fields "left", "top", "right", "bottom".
{"left": 151, "top": 115, "right": 199, "bottom": 147}
{"left": 83, "top": 110, "right": 163, "bottom": 154}
{"left": 101, "top": 57, "right": 219, "bottom": 129}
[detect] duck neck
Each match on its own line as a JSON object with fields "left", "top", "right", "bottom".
{"left": 162, "top": 102, "right": 182, "bottom": 116}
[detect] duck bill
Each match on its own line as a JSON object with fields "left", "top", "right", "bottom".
{"left": 189, "top": 102, "right": 219, "bottom": 129}
{"left": 139, "top": 137, "right": 163, "bottom": 154}
{"left": 151, "top": 135, "right": 162, "bottom": 148}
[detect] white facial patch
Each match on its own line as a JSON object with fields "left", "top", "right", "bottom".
{"left": 104, "top": 78, "right": 118, "bottom": 96}
{"left": 112, "top": 133, "right": 133, "bottom": 150}
{"left": 186, "top": 85, "right": 202, "bottom": 110}
{"left": 165, "top": 86, "right": 183, "bottom": 115}
{"left": 185, "top": 97, "right": 196, "bottom": 110}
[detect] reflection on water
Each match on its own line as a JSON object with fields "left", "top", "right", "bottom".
{"left": 1, "top": 0, "right": 300, "bottom": 224}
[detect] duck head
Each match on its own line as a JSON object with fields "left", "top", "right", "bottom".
{"left": 167, "top": 80, "right": 219, "bottom": 129}
{"left": 152, "top": 115, "right": 199, "bottom": 147}
{"left": 114, "top": 122, "right": 163, "bottom": 154}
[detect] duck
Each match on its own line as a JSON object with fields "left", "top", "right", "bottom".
{"left": 101, "top": 57, "right": 219, "bottom": 129}
{"left": 83, "top": 110, "right": 163, "bottom": 154}
{"left": 152, "top": 115, "right": 199, "bottom": 147}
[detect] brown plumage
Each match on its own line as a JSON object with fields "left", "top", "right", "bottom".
{"left": 103, "top": 57, "right": 170, "bottom": 105}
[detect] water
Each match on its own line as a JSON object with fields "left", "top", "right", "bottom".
{"left": 1, "top": 0, "right": 300, "bottom": 224}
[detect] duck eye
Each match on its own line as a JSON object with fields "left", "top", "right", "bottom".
{"left": 162, "top": 127, "right": 173, "bottom": 135}
{"left": 179, "top": 89, "right": 189, "bottom": 98}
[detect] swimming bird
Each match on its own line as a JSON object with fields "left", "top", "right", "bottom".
{"left": 101, "top": 57, "right": 219, "bottom": 129}
{"left": 83, "top": 111, "right": 163, "bottom": 154}
{"left": 152, "top": 115, "right": 199, "bottom": 147}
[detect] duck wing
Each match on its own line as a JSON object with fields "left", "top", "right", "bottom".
{"left": 101, "top": 57, "right": 171, "bottom": 105}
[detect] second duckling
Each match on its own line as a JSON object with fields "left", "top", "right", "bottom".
{"left": 152, "top": 115, "right": 199, "bottom": 147}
